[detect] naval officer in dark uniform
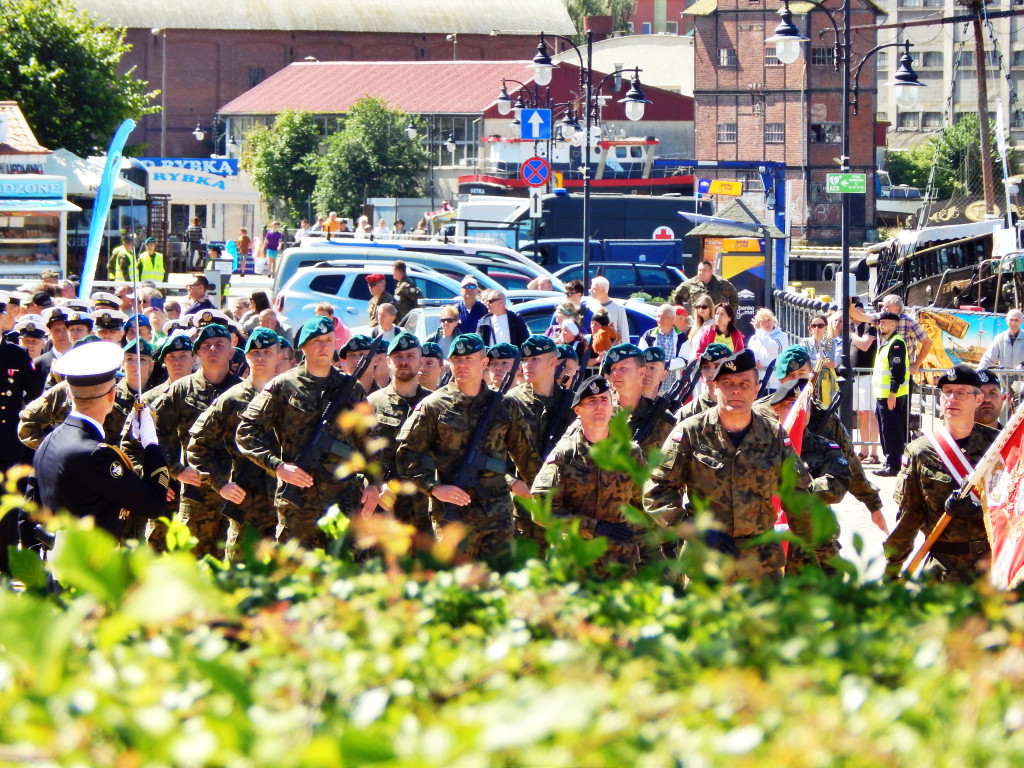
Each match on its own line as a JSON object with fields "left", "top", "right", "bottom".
{"left": 31, "top": 341, "right": 170, "bottom": 540}
{"left": 0, "top": 295, "right": 43, "bottom": 471}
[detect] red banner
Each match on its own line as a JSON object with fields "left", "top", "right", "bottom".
{"left": 978, "top": 410, "right": 1024, "bottom": 589}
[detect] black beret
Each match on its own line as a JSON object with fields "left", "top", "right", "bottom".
{"left": 713, "top": 349, "right": 757, "bottom": 381}
{"left": 572, "top": 375, "right": 610, "bottom": 408}
{"left": 937, "top": 365, "right": 983, "bottom": 390}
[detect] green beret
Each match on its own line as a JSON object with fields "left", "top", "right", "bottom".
{"left": 449, "top": 333, "right": 485, "bottom": 358}
{"left": 556, "top": 344, "right": 578, "bottom": 362}
{"left": 277, "top": 334, "right": 292, "bottom": 350}
{"left": 521, "top": 334, "right": 557, "bottom": 358}
{"left": 296, "top": 316, "right": 335, "bottom": 349}
{"left": 643, "top": 346, "right": 666, "bottom": 364}
{"left": 421, "top": 341, "right": 443, "bottom": 361}
{"left": 387, "top": 331, "right": 421, "bottom": 355}
{"left": 487, "top": 342, "right": 519, "bottom": 360}
{"left": 776, "top": 345, "right": 811, "bottom": 376}
{"left": 572, "top": 375, "right": 610, "bottom": 408}
{"left": 123, "top": 337, "right": 155, "bottom": 358}
{"left": 72, "top": 334, "right": 103, "bottom": 349}
{"left": 713, "top": 349, "right": 757, "bottom": 381}
{"left": 192, "top": 323, "right": 231, "bottom": 353}
{"left": 700, "top": 343, "right": 733, "bottom": 364}
{"left": 245, "top": 327, "right": 281, "bottom": 353}
{"left": 601, "top": 343, "right": 644, "bottom": 374}
{"left": 158, "top": 332, "right": 193, "bottom": 360}
{"left": 340, "top": 334, "right": 374, "bottom": 355}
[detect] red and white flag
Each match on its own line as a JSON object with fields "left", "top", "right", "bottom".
{"left": 773, "top": 379, "right": 816, "bottom": 541}
{"left": 971, "top": 402, "right": 1024, "bottom": 589}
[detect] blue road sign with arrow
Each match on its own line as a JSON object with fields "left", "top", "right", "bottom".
{"left": 520, "top": 109, "right": 551, "bottom": 140}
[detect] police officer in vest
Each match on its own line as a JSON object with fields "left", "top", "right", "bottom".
{"left": 872, "top": 312, "right": 909, "bottom": 477}
{"left": 138, "top": 237, "right": 168, "bottom": 283}
{"left": 30, "top": 341, "right": 170, "bottom": 540}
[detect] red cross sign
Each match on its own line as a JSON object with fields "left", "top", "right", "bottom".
{"left": 653, "top": 226, "right": 675, "bottom": 240}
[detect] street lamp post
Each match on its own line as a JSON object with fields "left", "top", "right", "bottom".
{"left": 767, "top": 0, "right": 923, "bottom": 429}
{"left": 525, "top": 31, "right": 650, "bottom": 288}
{"left": 406, "top": 119, "right": 457, "bottom": 216}
{"left": 192, "top": 118, "right": 237, "bottom": 158}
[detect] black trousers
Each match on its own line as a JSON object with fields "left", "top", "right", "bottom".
{"left": 876, "top": 395, "right": 908, "bottom": 472}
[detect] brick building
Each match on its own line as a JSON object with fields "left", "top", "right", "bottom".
{"left": 74, "top": 0, "right": 575, "bottom": 157}
{"left": 686, "top": 0, "right": 881, "bottom": 244}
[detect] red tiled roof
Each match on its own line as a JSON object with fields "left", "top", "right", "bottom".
{"left": 219, "top": 61, "right": 539, "bottom": 116}
{"left": 0, "top": 101, "right": 51, "bottom": 155}
{"left": 219, "top": 60, "right": 694, "bottom": 122}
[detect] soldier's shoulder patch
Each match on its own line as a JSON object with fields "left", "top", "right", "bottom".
{"left": 828, "top": 442, "right": 841, "bottom": 450}
{"left": 901, "top": 454, "right": 910, "bottom": 466}
{"left": 110, "top": 461, "right": 124, "bottom": 478}
{"left": 671, "top": 431, "right": 684, "bottom": 442}
{"left": 263, "top": 381, "right": 274, "bottom": 391}
{"left": 837, "top": 457, "right": 849, "bottom": 466}
{"left": 782, "top": 435, "right": 792, "bottom": 447}
{"left": 892, "top": 356, "right": 902, "bottom": 364}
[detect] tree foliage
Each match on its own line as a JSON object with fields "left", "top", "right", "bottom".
{"left": 240, "top": 110, "right": 321, "bottom": 223}
{"left": 564, "top": 0, "right": 638, "bottom": 41}
{"left": 885, "top": 113, "right": 1014, "bottom": 201}
{"left": 0, "top": 0, "right": 158, "bottom": 156}
{"left": 311, "top": 97, "right": 427, "bottom": 219}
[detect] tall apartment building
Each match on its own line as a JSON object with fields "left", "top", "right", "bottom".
{"left": 878, "top": 0, "right": 1024, "bottom": 150}
{"left": 687, "top": 0, "right": 882, "bottom": 243}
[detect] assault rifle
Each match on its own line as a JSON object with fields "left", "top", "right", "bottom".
{"left": 757, "top": 359, "right": 777, "bottom": 399}
{"left": 632, "top": 357, "right": 701, "bottom": 446}
{"left": 442, "top": 350, "right": 521, "bottom": 522}
{"left": 279, "top": 335, "right": 383, "bottom": 508}
{"left": 540, "top": 347, "right": 592, "bottom": 457}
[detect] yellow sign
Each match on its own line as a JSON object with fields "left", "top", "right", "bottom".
{"left": 722, "top": 238, "right": 762, "bottom": 252}
{"left": 707, "top": 180, "right": 743, "bottom": 196}
{"left": 553, "top": 171, "right": 564, "bottom": 189}
{"left": 720, "top": 255, "right": 765, "bottom": 280}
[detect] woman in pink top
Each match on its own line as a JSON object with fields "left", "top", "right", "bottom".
{"left": 694, "top": 302, "right": 745, "bottom": 357}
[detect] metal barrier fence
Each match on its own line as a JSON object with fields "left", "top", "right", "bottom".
{"left": 772, "top": 289, "right": 840, "bottom": 345}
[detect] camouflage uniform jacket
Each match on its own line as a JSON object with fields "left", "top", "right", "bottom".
{"left": 644, "top": 407, "right": 812, "bottom": 536}
{"left": 887, "top": 424, "right": 997, "bottom": 577}
{"left": 148, "top": 369, "right": 242, "bottom": 482}
{"left": 392, "top": 279, "right": 422, "bottom": 322}
{"left": 800, "top": 429, "right": 852, "bottom": 504}
{"left": 677, "top": 388, "right": 717, "bottom": 422}
{"left": 668, "top": 274, "right": 738, "bottom": 312}
{"left": 367, "top": 382, "right": 431, "bottom": 525}
{"left": 367, "top": 291, "right": 395, "bottom": 329}
{"left": 18, "top": 379, "right": 132, "bottom": 449}
{"left": 236, "top": 362, "right": 371, "bottom": 508}
{"left": 507, "top": 381, "right": 559, "bottom": 475}
{"left": 187, "top": 378, "right": 267, "bottom": 493}
{"left": 622, "top": 394, "right": 677, "bottom": 459}
{"left": 531, "top": 427, "right": 646, "bottom": 565}
{"left": 395, "top": 381, "right": 539, "bottom": 513}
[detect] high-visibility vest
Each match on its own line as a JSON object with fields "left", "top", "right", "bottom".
{"left": 872, "top": 332, "right": 909, "bottom": 398}
{"left": 139, "top": 251, "right": 164, "bottom": 282}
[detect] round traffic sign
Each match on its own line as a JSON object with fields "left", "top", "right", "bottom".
{"left": 521, "top": 156, "right": 551, "bottom": 187}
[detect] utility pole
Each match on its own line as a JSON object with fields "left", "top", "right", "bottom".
{"left": 960, "top": 0, "right": 997, "bottom": 216}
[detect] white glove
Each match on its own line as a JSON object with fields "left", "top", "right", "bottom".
{"left": 131, "top": 406, "right": 159, "bottom": 448}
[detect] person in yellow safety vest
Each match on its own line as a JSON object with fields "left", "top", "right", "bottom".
{"left": 107, "top": 233, "right": 137, "bottom": 281}
{"left": 872, "top": 311, "right": 909, "bottom": 478}
{"left": 138, "top": 237, "right": 168, "bottom": 283}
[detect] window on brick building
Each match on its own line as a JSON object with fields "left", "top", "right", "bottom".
{"left": 811, "top": 47, "right": 833, "bottom": 66}
{"left": 922, "top": 51, "right": 943, "bottom": 68}
{"left": 922, "top": 111, "right": 943, "bottom": 128}
{"left": 809, "top": 122, "right": 841, "bottom": 143}
{"left": 764, "top": 123, "right": 785, "bottom": 143}
{"left": 717, "top": 123, "right": 737, "bottom": 143}
{"left": 897, "top": 112, "right": 920, "bottom": 129}
{"left": 876, "top": 52, "right": 888, "bottom": 70}
{"left": 736, "top": 171, "right": 761, "bottom": 191}
{"left": 1013, "top": 51, "right": 1024, "bottom": 68}
{"left": 666, "top": 21, "right": 678, "bottom": 34}
{"left": 719, "top": 48, "right": 737, "bottom": 67}
{"left": 248, "top": 67, "right": 266, "bottom": 88}
{"left": 765, "top": 47, "right": 781, "bottom": 66}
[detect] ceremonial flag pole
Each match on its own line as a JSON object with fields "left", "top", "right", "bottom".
{"left": 80, "top": 120, "right": 135, "bottom": 298}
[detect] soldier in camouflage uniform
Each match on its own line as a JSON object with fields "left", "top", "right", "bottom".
{"left": 644, "top": 350, "right": 813, "bottom": 582}
{"left": 237, "top": 317, "right": 380, "bottom": 550}
{"left": 763, "top": 378, "right": 852, "bottom": 573}
{"left": 677, "top": 343, "right": 731, "bottom": 420}
{"left": 186, "top": 328, "right": 281, "bottom": 559}
{"left": 367, "top": 332, "right": 433, "bottom": 535}
{"left": 340, "top": 335, "right": 378, "bottom": 394}
{"left": 667, "top": 260, "right": 739, "bottom": 312}
{"left": 143, "top": 324, "right": 241, "bottom": 558}
{"left": 391, "top": 260, "right": 422, "bottom": 322}
{"left": 886, "top": 366, "right": 997, "bottom": 581}
{"left": 507, "top": 335, "right": 563, "bottom": 544}
{"left": 485, "top": 343, "right": 519, "bottom": 390}
{"left": 115, "top": 337, "right": 158, "bottom": 540}
{"left": 365, "top": 274, "right": 394, "bottom": 330}
{"left": 602, "top": 343, "right": 676, "bottom": 458}
{"left": 531, "top": 376, "right": 647, "bottom": 576}
{"left": 418, "top": 341, "right": 445, "bottom": 391}
{"left": 395, "top": 333, "right": 539, "bottom": 566}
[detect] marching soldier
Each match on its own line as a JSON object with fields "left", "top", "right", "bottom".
{"left": 677, "top": 343, "right": 731, "bottom": 420}
{"left": 92, "top": 308, "right": 127, "bottom": 346}
{"left": 531, "top": 376, "right": 647, "bottom": 576}
{"left": 418, "top": 342, "right": 445, "bottom": 391}
{"left": 144, "top": 323, "right": 242, "bottom": 558}
{"left": 975, "top": 369, "right": 1004, "bottom": 429}
{"left": 237, "top": 317, "right": 380, "bottom": 549}
{"left": 65, "top": 309, "right": 94, "bottom": 346}
{"left": 340, "top": 335, "right": 378, "bottom": 394}
{"left": 0, "top": 295, "right": 42, "bottom": 471}
{"left": 485, "top": 343, "right": 519, "bottom": 389}
{"left": 367, "top": 332, "right": 433, "bottom": 535}
{"left": 187, "top": 328, "right": 281, "bottom": 559}
{"left": 33, "top": 306, "right": 74, "bottom": 387}
{"left": 886, "top": 365, "right": 997, "bottom": 581}
{"left": 602, "top": 343, "right": 676, "bottom": 457}
{"left": 31, "top": 341, "right": 169, "bottom": 539}
{"left": 641, "top": 347, "right": 669, "bottom": 401}
{"left": 395, "top": 333, "right": 538, "bottom": 566}
{"left": 644, "top": 349, "right": 813, "bottom": 582}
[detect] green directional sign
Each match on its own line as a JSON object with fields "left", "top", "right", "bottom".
{"left": 826, "top": 173, "right": 867, "bottom": 194}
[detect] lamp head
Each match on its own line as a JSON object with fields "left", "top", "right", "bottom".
{"left": 531, "top": 34, "right": 555, "bottom": 86}
{"left": 496, "top": 84, "right": 513, "bottom": 116}
{"left": 619, "top": 69, "right": 651, "bottom": 122}
{"left": 765, "top": 1, "right": 808, "bottom": 65}
{"left": 192, "top": 121, "right": 205, "bottom": 142}
{"left": 405, "top": 121, "right": 417, "bottom": 139}
{"left": 891, "top": 41, "right": 924, "bottom": 109}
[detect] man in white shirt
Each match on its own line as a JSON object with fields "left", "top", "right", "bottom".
{"left": 638, "top": 304, "right": 689, "bottom": 394}
{"left": 979, "top": 309, "right": 1024, "bottom": 371}
{"left": 373, "top": 304, "right": 400, "bottom": 342}
{"left": 476, "top": 290, "right": 529, "bottom": 347}
{"left": 587, "top": 276, "right": 629, "bottom": 341}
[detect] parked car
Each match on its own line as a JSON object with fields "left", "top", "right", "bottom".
{"left": 511, "top": 296, "right": 659, "bottom": 346}
{"left": 552, "top": 263, "right": 685, "bottom": 300}
{"left": 275, "top": 266, "right": 464, "bottom": 329}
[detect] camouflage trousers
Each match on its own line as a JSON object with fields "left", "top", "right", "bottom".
{"left": 786, "top": 540, "right": 842, "bottom": 575}
{"left": 143, "top": 493, "right": 180, "bottom": 553}
{"left": 275, "top": 481, "right": 363, "bottom": 550}
{"left": 225, "top": 484, "right": 277, "bottom": 561}
{"left": 392, "top": 492, "right": 434, "bottom": 537}
{"left": 433, "top": 498, "right": 515, "bottom": 568}
{"left": 179, "top": 488, "right": 228, "bottom": 560}
{"left": 927, "top": 551, "right": 991, "bottom": 583}
{"left": 679, "top": 537, "right": 785, "bottom": 583}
